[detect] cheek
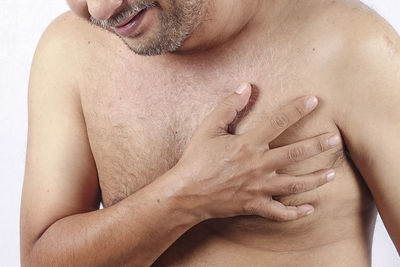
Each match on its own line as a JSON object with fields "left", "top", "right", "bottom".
{"left": 66, "top": 0, "right": 90, "bottom": 19}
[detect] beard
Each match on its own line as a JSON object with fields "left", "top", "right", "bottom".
{"left": 90, "top": 0, "right": 210, "bottom": 56}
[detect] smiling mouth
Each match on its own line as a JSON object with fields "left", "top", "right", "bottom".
{"left": 113, "top": 8, "right": 147, "bottom": 29}
{"left": 111, "top": 7, "right": 152, "bottom": 38}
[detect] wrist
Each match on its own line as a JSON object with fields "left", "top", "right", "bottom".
{"left": 155, "top": 167, "right": 208, "bottom": 225}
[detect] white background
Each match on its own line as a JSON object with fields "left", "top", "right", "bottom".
{"left": 0, "top": 1, "right": 399, "bottom": 266}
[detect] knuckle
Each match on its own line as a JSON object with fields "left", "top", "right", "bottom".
{"left": 318, "top": 173, "right": 329, "bottom": 185}
{"left": 238, "top": 141, "right": 252, "bottom": 153}
{"left": 318, "top": 175, "right": 327, "bottom": 186}
{"left": 271, "top": 210, "right": 288, "bottom": 221}
{"left": 287, "top": 145, "right": 305, "bottom": 162}
{"left": 243, "top": 201, "right": 260, "bottom": 215}
{"left": 236, "top": 140, "right": 255, "bottom": 155}
{"left": 270, "top": 113, "right": 289, "bottom": 130}
{"left": 278, "top": 196, "right": 301, "bottom": 207}
{"left": 294, "top": 104, "right": 306, "bottom": 117}
{"left": 287, "top": 182, "right": 304, "bottom": 194}
{"left": 317, "top": 138, "right": 325, "bottom": 152}
{"left": 231, "top": 142, "right": 250, "bottom": 157}
{"left": 221, "top": 97, "right": 236, "bottom": 109}
{"left": 317, "top": 137, "right": 326, "bottom": 152}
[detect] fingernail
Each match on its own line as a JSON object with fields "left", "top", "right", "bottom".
{"left": 235, "top": 83, "right": 250, "bottom": 95}
{"left": 327, "top": 135, "right": 340, "bottom": 147}
{"left": 306, "top": 209, "right": 314, "bottom": 216}
{"left": 326, "top": 170, "right": 336, "bottom": 182}
{"left": 305, "top": 96, "right": 318, "bottom": 111}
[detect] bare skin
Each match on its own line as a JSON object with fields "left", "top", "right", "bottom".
{"left": 20, "top": 0, "right": 400, "bottom": 266}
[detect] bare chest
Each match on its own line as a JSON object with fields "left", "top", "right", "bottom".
{"left": 79, "top": 53, "right": 340, "bottom": 207}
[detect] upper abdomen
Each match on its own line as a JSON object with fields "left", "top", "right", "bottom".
{"left": 153, "top": 157, "right": 377, "bottom": 266}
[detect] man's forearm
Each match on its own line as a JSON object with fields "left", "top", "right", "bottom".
{"left": 25, "top": 171, "right": 200, "bottom": 267}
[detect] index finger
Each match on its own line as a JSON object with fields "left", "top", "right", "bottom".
{"left": 244, "top": 96, "right": 318, "bottom": 145}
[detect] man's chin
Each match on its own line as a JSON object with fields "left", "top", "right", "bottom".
{"left": 118, "top": 37, "right": 167, "bottom": 56}
{"left": 117, "top": 27, "right": 188, "bottom": 56}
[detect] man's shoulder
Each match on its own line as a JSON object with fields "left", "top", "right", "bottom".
{"left": 333, "top": 1, "right": 397, "bottom": 56}
{"left": 33, "top": 11, "right": 133, "bottom": 91}
{"left": 300, "top": 1, "right": 400, "bottom": 95}
{"left": 304, "top": 1, "right": 400, "bottom": 126}
{"left": 328, "top": 1, "right": 400, "bottom": 87}
{"left": 287, "top": 1, "right": 400, "bottom": 125}
{"left": 39, "top": 11, "right": 91, "bottom": 53}
{"left": 34, "top": 12, "right": 91, "bottom": 73}
{"left": 37, "top": 11, "right": 123, "bottom": 66}
{"left": 46, "top": 11, "right": 87, "bottom": 33}
{"left": 300, "top": 0, "right": 400, "bottom": 54}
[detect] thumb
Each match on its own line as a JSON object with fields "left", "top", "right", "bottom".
{"left": 201, "top": 82, "right": 252, "bottom": 137}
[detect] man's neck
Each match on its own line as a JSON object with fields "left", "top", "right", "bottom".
{"left": 161, "top": 0, "right": 295, "bottom": 60}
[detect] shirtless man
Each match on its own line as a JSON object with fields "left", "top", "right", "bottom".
{"left": 20, "top": 0, "right": 400, "bottom": 266}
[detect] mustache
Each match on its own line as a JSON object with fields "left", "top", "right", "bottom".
{"left": 90, "top": 1, "right": 158, "bottom": 28}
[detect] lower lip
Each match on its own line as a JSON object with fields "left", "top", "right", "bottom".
{"left": 114, "top": 8, "right": 148, "bottom": 37}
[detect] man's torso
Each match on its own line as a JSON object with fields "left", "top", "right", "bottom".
{"left": 69, "top": 1, "right": 378, "bottom": 265}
